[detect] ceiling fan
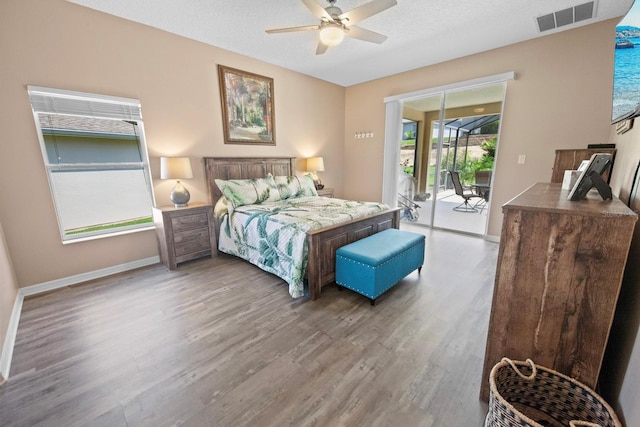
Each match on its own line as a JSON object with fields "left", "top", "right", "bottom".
{"left": 265, "top": 0, "right": 398, "bottom": 55}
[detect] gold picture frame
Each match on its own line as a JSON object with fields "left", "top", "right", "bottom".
{"left": 218, "top": 65, "right": 275, "bottom": 145}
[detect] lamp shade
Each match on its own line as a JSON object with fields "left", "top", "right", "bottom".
{"left": 319, "top": 23, "right": 344, "bottom": 46}
{"left": 160, "top": 157, "right": 193, "bottom": 180}
{"left": 307, "top": 157, "right": 325, "bottom": 172}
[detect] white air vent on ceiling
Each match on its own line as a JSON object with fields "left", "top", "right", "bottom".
{"left": 537, "top": 1, "right": 595, "bottom": 33}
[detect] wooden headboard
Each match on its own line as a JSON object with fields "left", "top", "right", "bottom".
{"left": 203, "top": 157, "right": 296, "bottom": 207}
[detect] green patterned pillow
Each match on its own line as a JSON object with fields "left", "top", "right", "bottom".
{"left": 213, "top": 195, "right": 229, "bottom": 218}
{"left": 273, "top": 175, "right": 300, "bottom": 200}
{"left": 297, "top": 174, "right": 318, "bottom": 197}
{"left": 273, "top": 174, "right": 318, "bottom": 199}
{"left": 215, "top": 176, "right": 280, "bottom": 212}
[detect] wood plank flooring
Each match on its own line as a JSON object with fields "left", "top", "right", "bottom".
{"left": 0, "top": 225, "right": 498, "bottom": 426}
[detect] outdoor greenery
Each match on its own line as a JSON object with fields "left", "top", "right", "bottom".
{"left": 401, "top": 158, "right": 414, "bottom": 175}
{"left": 472, "top": 138, "right": 496, "bottom": 173}
{"left": 401, "top": 138, "right": 416, "bottom": 148}
{"left": 444, "top": 137, "right": 496, "bottom": 183}
{"left": 403, "top": 130, "right": 416, "bottom": 140}
{"left": 400, "top": 117, "right": 498, "bottom": 186}
{"left": 402, "top": 136, "right": 496, "bottom": 183}
{"left": 66, "top": 216, "right": 153, "bottom": 236}
{"left": 401, "top": 130, "right": 416, "bottom": 174}
{"left": 480, "top": 121, "right": 500, "bottom": 134}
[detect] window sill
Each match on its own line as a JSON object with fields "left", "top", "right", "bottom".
{"left": 61, "top": 225, "right": 155, "bottom": 245}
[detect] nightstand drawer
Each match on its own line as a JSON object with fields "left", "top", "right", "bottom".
{"left": 171, "top": 213, "right": 209, "bottom": 231}
{"left": 152, "top": 203, "right": 217, "bottom": 270}
{"left": 317, "top": 188, "right": 334, "bottom": 197}
{"left": 174, "top": 227, "right": 211, "bottom": 256}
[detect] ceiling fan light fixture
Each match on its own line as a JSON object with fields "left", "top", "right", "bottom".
{"left": 320, "top": 23, "right": 344, "bottom": 46}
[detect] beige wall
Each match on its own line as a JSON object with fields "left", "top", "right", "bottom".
{"left": 344, "top": 20, "right": 616, "bottom": 237}
{"left": 0, "top": 0, "right": 345, "bottom": 290}
{"left": 0, "top": 221, "right": 19, "bottom": 380}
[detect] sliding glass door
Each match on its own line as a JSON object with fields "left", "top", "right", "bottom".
{"left": 431, "top": 85, "right": 504, "bottom": 234}
{"left": 385, "top": 74, "right": 512, "bottom": 235}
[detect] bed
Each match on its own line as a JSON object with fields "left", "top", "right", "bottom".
{"left": 204, "top": 156, "right": 400, "bottom": 300}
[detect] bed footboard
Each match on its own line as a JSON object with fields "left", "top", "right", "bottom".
{"left": 306, "top": 208, "right": 400, "bottom": 300}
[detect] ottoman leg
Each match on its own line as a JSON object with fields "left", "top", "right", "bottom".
{"left": 418, "top": 266, "right": 422, "bottom": 274}
{"left": 370, "top": 298, "right": 376, "bottom": 306}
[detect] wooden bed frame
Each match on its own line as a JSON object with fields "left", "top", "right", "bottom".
{"left": 204, "top": 156, "right": 400, "bottom": 300}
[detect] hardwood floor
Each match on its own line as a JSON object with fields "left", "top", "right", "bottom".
{"left": 0, "top": 226, "right": 498, "bottom": 426}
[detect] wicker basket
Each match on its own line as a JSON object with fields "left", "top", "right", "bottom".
{"left": 486, "top": 358, "right": 622, "bottom": 427}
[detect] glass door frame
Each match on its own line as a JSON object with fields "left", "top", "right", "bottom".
{"left": 382, "top": 72, "right": 514, "bottom": 233}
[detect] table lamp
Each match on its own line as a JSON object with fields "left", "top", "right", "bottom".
{"left": 160, "top": 157, "right": 193, "bottom": 207}
{"left": 306, "top": 157, "right": 325, "bottom": 189}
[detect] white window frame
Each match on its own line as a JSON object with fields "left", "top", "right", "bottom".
{"left": 28, "top": 85, "right": 156, "bottom": 243}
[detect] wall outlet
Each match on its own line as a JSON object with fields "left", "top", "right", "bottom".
{"left": 518, "top": 154, "right": 526, "bottom": 164}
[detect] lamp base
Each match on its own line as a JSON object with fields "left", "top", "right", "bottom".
{"left": 170, "top": 180, "right": 190, "bottom": 208}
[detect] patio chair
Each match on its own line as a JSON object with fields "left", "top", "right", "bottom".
{"left": 473, "top": 170, "right": 492, "bottom": 211}
{"left": 449, "top": 171, "right": 483, "bottom": 213}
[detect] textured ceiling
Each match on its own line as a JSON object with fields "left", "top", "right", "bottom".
{"left": 67, "top": 0, "right": 633, "bottom": 87}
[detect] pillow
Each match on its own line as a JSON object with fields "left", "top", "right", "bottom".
{"left": 298, "top": 174, "right": 318, "bottom": 197}
{"left": 213, "top": 195, "right": 229, "bottom": 218}
{"left": 273, "top": 174, "right": 318, "bottom": 199}
{"left": 273, "top": 175, "right": 300, "bottom": 200}
{"left": 215, "top": 176, "right": 280, "bottom": 211}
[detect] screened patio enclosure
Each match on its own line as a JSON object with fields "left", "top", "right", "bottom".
{"left": 435, "top": 114, "right": 499, "bottom": 192}
{"left": 398, "top": 113, "right": 500, "bottom": 234}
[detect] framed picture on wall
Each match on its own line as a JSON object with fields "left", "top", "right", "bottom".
{"left": 218, "top": 65, "right": 275, "bottom": 145}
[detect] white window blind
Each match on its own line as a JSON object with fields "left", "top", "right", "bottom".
{"left": 28, "top": 85, "right": 142, "bottom": 121}
{"left": 27, "top": 85, "right": 154, "bottom": 243}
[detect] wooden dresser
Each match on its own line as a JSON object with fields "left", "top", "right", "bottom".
{"left": 480, "top": 183, "right": 637, "bottom": 401}
{"left": 152, "top": 203, "right": 217, "bottom": 270}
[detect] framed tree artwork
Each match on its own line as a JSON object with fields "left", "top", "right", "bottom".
{"left": 218, "top": 65, "right": 275, "bottom": 145}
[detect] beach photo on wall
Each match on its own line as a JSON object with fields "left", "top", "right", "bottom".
{"left": 613, "top": 0, "right": 640, "bottom": 123}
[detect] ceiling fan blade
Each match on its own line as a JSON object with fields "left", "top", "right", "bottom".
{"left": 345, "top": 25, "right": 387, "bottom": 43}
{"left": 316, "top": 42, "right": 329, "bottom": 55}
{"left": 339, "top": 0, "right": 397, "bottom": 25}
{"left": 266, "top": 25, "right": 319, "bottom": 34}
{"left": 302, "top": 0, "right": 331, "bottom": 20}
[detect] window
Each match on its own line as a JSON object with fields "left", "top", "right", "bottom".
{"left": 28, "top": 86, "right": 155, "bottom": 242}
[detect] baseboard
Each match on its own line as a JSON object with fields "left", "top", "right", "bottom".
{"left": 0, "top": 255, "right": 159, "bottom": 380}
{"left": 484, "top": 234, "right": 500, "bottom": 243}
{"left": 0, "top": 292, "right": 23, "bottom": 380}
{"left": 20, "top": 256, "right": 159, "bottom": 297}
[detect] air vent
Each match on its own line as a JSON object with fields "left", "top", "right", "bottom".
{"left": 536, "top": 1, "right": 595, "bottom": 33}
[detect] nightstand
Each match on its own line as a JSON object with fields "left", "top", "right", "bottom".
{"left": 152, "top": 202, "right": 217, "bottom": 270}
{"left": 316, "top": 188, "right": 334, "bottom": 197}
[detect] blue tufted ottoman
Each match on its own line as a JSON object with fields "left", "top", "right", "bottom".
{"left": 335, "top": 228, "right": 425, "bottom": 305}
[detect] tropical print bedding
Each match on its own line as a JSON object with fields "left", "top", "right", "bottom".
{"left": 216, "top": 196, "right": 389, "bottom": 298}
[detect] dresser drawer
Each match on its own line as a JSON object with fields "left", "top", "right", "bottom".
{"left": 171, "top": 212, "right": 209, "bottom": 231}
{"left": 174, "top": 227, "right": 211, "bottom": 256}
